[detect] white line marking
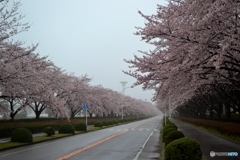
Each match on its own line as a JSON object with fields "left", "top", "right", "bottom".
{"left": 133, "top": 130, "right": 154, "bottom": 160}
{"left": 133, "top": 122, "right": 159, "bottom": 160}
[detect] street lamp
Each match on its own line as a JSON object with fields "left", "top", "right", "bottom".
{"left": 120, "top": 81, "right": 128, "bottom": 120}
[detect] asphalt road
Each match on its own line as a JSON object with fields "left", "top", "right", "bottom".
{"left": 0, "top": 116, "right": 162, "bottom": 160}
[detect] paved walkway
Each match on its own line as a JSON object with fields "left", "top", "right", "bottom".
{"left": 171, "top": 119, "right": 240, "bottom": 160}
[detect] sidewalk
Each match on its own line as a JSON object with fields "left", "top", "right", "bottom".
{"left": 171, "top": 119, "right": 240, "bottom": 160}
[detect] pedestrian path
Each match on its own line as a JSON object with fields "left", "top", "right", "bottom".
{"left": 171, "top": 119, "right": 240, "bottom": 160}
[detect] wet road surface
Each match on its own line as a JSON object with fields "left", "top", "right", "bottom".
{"left": 0, "top": 116, "right": 162, "bottom": 160}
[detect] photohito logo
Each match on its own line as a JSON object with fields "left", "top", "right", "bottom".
{"left": 210, "top": 151, "right": 238, "bottom": 157}
{"left": 210, "top": 151, "right": 216, "bottom": 157}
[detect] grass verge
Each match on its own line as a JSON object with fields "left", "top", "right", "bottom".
{"left": 0, "top": 133, "right": 70, "bottom": 150}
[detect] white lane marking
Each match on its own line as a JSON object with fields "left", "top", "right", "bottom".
{"left": 133, "top": 131, "right": 154, "bottom": 160}
{"left": 133, "top": 122, "right": 160, "bottom": 160}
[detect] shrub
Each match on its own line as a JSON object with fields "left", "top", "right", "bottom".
{"left": 163, "top": 128, "right": 177, "bottom": 141}
{"left": 128, "top": 118, "right": 133, "bottom": 122}
{"left": 44, "top": 126, "right": 55, "bottom": 136}
{"left": 58, "top": 124, "right": 75, "bottom": 135}
{"left": 94, "top": 122, "right": 103, "bottom": 127}
{"left": 165, "top": 123, "right": 177, "bottom": 129}
{"left": 108, "top": 120, "right": 113, "bottom": 125}
{"left": 165, "top": 131, "right": 184, "bottom": 146}
{"left": 74, "top": 122, "right": 87, "bottom": 131}
{"left": 11, "top": 128, "right": 33, "bottom": 143}
{"left": 113, "top": 120, "right": 118, "bottom": 125}
{"left": 165, "top": 138, "right": 202, "bottom": 160}
{"left": 101, "top": 121, "right": 109, "bottom": 126}
{"left": 118, "top": 119, "right": 124, "bottom": 123}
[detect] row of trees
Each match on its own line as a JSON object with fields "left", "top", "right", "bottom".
{"left": 124, "top": 0, "right": 240, "bottom": 119}
{"left": 0, "top": 0, "right": 158, "bottom": 121}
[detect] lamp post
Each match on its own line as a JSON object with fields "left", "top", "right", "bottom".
{"left": 120, "top": 81, "right": 128, "bottom": 120}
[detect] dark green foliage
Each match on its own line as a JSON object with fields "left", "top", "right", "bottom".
{"left": 11, "top": 128, "right": 33, "bottom": 143}
{"left": 113, "top": 120, "right": 118, "bottom": 125}
{"left": 124, "top": 119, "right": 128, "bottom": 122}
{"left": 108, "top": 120, "right": 113, "bottom": 125}
{"left": 118, "top": 119, "right": 124, "bottom": 123}
{"left": 165, "top": 138, "right": 202, "bottom": 160}
{"left": 74, "top": 122, "right": 86, "bottom": 131}
{"left": 165, "top": 118, "right": 171, "bottom": 124}
{"left": 101, "top": 121, "right": 108, "bottom": 126}
{"left": 128, "top": 118, "right": 133, "bottom": 122}
{"left": 94, "top": 122, "right": 103, "bottom": 127}
{"left": 58, "top": 124, "right": 75, "bottom": 135}
{"left": 165, "top": 123, "right": 177, "bottom": 129}
{"left": 163, "top": 125, "right": 177, "bottom": 129}
{"left": 162, "top": 128, "right": 177, "bottom": 141}
{"left": 0, "top": 128, "right": 16, "bottom": 138}
{"left": 165, "top": 131, "right": 184, "bottom": 146}
{"left": 44, "top": 126, "right": 55, "bottom": 136}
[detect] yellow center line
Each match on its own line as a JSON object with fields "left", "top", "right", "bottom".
{"left": 56, "top": 120, "right": 151, "bottom": 160}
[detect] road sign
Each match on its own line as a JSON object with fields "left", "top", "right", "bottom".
{"left": 83, "top": 103, "right": 89, "bottom": 109}
{"left": 82, "top": 103, "right": 89, "bottom": 131}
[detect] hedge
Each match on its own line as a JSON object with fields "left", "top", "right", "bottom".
{"left": 164, "top": 130, "right": 184, "bottom": 146}
{"left": 165, "top": 138, "right": 202, "bottom": 160}
{"left": 74, "top": 122, "right": 87, "bottom": 131}
{"left": 58, "top": 124, "right": 75, "bottom": 135}
{"left": 11, "top": 128, "right": 33, "bottom": 143}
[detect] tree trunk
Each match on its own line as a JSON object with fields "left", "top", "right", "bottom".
{"left": 225, "top": 104, "right": 231, "bottom": 119}
{"left": 217, "top": 103, "right": 222, "bottom": 119}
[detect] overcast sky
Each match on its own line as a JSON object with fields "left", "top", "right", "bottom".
{"left": 14, "top": 0, "right": 167, "bottom": 103}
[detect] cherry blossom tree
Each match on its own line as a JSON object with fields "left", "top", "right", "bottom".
{"left": 0, "top": 0, "right": 30, "bottom": 42}
{"left": 124, "top": 0, "right": 240, "bottom": 118}
{"left": 0, "top": 45, "right": 41, "bottom": 120}
{"left": 62, "top": 74, "right": 91, "bottom": 118}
